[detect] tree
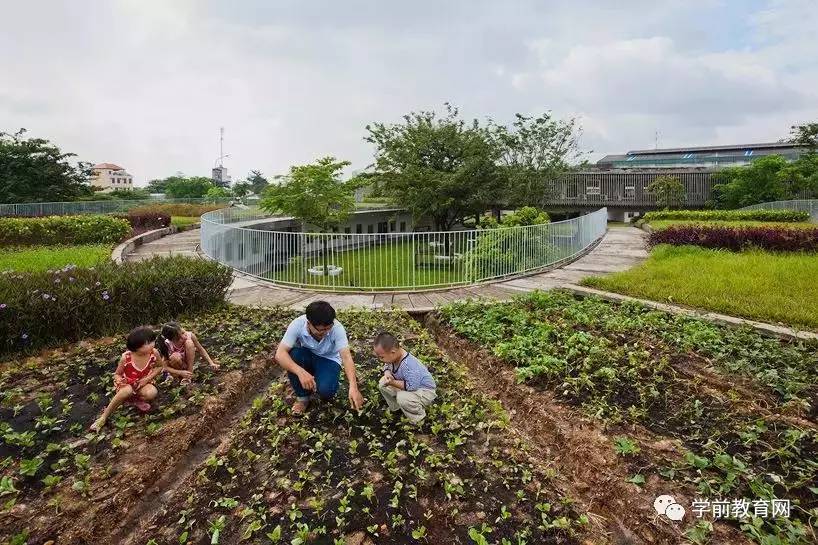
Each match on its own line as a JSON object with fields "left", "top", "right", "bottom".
{"left": 260, "top": 157, "right": 356, "bottom": 273}
{"left": 108, "top": 188, "right": 151, "bottom": 200}
{"left": 232, "top": 181, "right": 252, "bottom": 198}
{"left": 0, "top": 129, "right": 92, "bottom": 203}
{"left": 247, "top": 170, "right": 269, "bottom": 195}
{"left": 205, "top": 186, "right": 232, "bottom": 200}
{"left": 648, "top": 175, "right": 686, "bottom": 210}
{"left": 164, "top": 176, "right": 215, "bottom": 198}
{"left": 789, "top": 121, "right": 818, "bottom": 151}
{"left": 487, "top": 113, "right": 584, "bottom": 208}
{"left": 712, "top": 155, "right": 793, "bottom": 208}
{"left": 365, "top": 104, "right": 503, "bottom": 233}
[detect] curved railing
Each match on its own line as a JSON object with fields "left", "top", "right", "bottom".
{"left": 739, "top": 199, "right": 818, "bottom": 221}
{"left": 200, "top": 207, "right": 608, "bottom": 292}
{"left": 0, "top": 197, "right": 231, "bottom": 217}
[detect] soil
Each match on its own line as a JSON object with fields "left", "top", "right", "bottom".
{"left": 425, "top": 314, "right": 752, "bottom": 545}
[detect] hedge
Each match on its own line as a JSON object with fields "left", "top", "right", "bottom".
{"left": 127, "top": 203, "right": 223, "bottom": 218}
{"left": 0, "top": 215, "right": 131, "bottom": 247}
{"left": 0, "top": 256, "right": 233, "bottom": 353}
{"left": 114, "top": 211, "right": 171, "bottom": 231}
{"left": 643, "top": 209, "right": 809, "bottom": 223}
{"left": 648, "top": 225, "right": 818, "bottom": 252}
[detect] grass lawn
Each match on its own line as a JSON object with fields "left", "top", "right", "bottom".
{"left": 170, "top": 216, "right": 200, "bottom": 227}
{"left": 0, "top": 244, "right": 112, "bottom": 272}
{"left": 645, "top": 219, "right": 816, "bottom": 230}
{"left": 270, "top": 241, "right": 466, "bottom": 289}
{"left": 581, "top": 244, "right": 818, "bottom": 330}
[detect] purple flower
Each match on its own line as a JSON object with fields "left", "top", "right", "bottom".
{"left": 21, "top": 333, "right": 28, "bottom": 340}
{"left": 0, "top": 303, "right": 6, "bottom": 309}
{"left": 54, "top": 278, "right": 61, "bottom": 284}
{"left": 42, "top": 293, "right": 50, "bottom": 300}
{"left": 69, "top": 277, "right": 76, "bottom": 282}
{"left": 95, "top": 281, "right": 101, "bottom": 287}
{"left": 102, "top": 291, "right": 110, "bottom": 301}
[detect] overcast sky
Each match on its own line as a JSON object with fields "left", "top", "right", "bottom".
{"left": 2, "top": 0, "right": 817, "bottom": 186}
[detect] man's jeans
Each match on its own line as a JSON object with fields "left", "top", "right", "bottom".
{"left": 287, "top": 347, "right": 340, "bottom": 402}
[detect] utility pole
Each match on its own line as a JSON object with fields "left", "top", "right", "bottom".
{"left": 219, "top": 127, "right": 225, "bottom": 167}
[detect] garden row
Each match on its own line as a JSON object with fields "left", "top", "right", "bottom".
{"left": 642, "top": 210, "right": 810, "bottom": 223}
{"left": 0, "top": 305, "right": 296, "bottom": 544}
{"left": 439, "top": 291, "right": 817, "bottom": 544}
{"left": 648, "top": 224, "right": 818, "bottom": 252}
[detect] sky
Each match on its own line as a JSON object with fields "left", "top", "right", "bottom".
{"left": 1, "top": 0, "right": 817, "bottom": 186}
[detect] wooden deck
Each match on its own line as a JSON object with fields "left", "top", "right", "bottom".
{"left": 127, "top": 227, "right": 648, "bottom": 312}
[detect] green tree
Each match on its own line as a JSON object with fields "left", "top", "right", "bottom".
{"left": 789, "top": 121, "right": 818, "bottom": 151}
{"left": 205, "top": 186, "right": 232, "bottom": 200}
{"left": 164, "top": 176, "right": 215, "bottom": 198}
{"left": 487, "top": 113, "right": 584, "bottom": 208}
{"left": 260, "top": 157, "right": 355, "bottom": 273}
{"left": 108, "top": 188, "right": 151, "bottom": 200}
{"left": 0, "top": 129, "right": 92, "bottom": 203}
{"left": 712, "top": 155, "right": 792, "bottom": 208}
{"left": 247, "top": 170, "right": 269, "bottom": 195}
{"left": 365, "top": 104, "right": 503, "bottom": 232}
{"left": 648, "top": 175, "right": 686, "bottom": 210}
{"left": 231, "top": 181, "right": 252, "bottom": 198}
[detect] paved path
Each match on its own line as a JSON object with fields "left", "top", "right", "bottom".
{"left": 126, "top": 226, "right": 648, "bottom": 312}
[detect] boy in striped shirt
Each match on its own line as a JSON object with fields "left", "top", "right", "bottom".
{"left": 373, "top": 332, "right": 437, "bottom": 424}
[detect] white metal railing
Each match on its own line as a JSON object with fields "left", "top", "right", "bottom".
{"left": 739, "top": 199, "right": 818, "bottom": 221}
{"left": 0, "top": 197, "right": 232, "bottom": 217}
{"left": 200, "top": 207, "right": 608, "bottom": 292}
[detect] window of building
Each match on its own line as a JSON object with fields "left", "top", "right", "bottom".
{"left": 400, "top": 221, "right": 406, "bottom": 232}
{"left": 367, "top": 224, "right": 374, "bottom": 234}
{"left": 356, "top": 224, "right": 362, "bottom": 234}
{"left": 586, "top": 182, "right": 601, "bottom": 195}
{"left": 389, "top": 220, "right": 396, "bottom": 231}
{"left": 344, "top": 227, "right": 351, "bottom": 234}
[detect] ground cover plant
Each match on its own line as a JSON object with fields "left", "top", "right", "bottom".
{"left": 131, "top": 309, "right": 590, "bottom": 545}
{"left": 440, "top": 291, "right": 818, "bottom": 544}
{"left": 645, "top": 220, "right": 816, "bottom": 231}
{"left": 647, "top": 225, "right": 818, "bottom": 252}
{"left": 0, "top": 306, "right": 294, "bottom": 544}
{"left": 0, "top": 256, "right": 233, "bottom": 354}
{"left": 0, "top": 244, "right": 111, "bottom": 272}
{"left": 582, "top": 245, "right": 818, "bottom": 329}
{"left": 642, "top": 210, "right": 810, "bottom": 223}
{"left": 127, "top": 203, "right": 223, "bottom": 219}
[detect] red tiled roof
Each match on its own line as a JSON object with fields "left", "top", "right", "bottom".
{"left": 92, "top": 163, "right": 125, "bottom": 170}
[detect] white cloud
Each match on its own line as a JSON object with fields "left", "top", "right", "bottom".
{"left": 0, "top": 0, "right": 816, "bottom": 185}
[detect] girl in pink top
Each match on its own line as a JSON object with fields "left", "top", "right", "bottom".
{"left": 156, "top": 322, "right": 219, "bottom": 384}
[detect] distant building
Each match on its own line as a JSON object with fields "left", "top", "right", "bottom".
{"left": 212, "top": 166, "right": 231, "bottom": 188}
{"left": 90, "top": 163, "right": 134, "bottom": 192}
{"left": 596, "top": 142, "right": 807, "bottom": 170}
{"left": 545, "top": 142, "right": 811, "bottom": 220}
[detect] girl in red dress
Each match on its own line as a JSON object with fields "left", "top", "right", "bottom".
{"left": 156, "top": 322, "right": 219, "bottom": 385}
{"left": 90, "top": 326, "right": 163, "bottom": 432}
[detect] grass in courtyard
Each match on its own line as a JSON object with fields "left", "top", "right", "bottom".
{"left": 0, "top": 244, "right": 112, "bottom": 272}
{"left": 170, "top": 216, "right": 200, "bottom": 228}
{"left": 581, "top": 244, "right": 818, "bottom": 329}
{"left": 645, "top": 219, "right": 816, "bottom": 230}
{"left": 271, "top": 241, "right": 466, "bottom": 289}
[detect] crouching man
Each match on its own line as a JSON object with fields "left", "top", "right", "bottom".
{"left": 275, "top": 301, "right": 365, "bottom": 415}
{"left": 374, "top": 332, "right": 437, "bottom": 424}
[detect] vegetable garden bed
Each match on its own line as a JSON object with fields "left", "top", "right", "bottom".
{"left": 438, "top": 291, "right": 817, "bottom": 545}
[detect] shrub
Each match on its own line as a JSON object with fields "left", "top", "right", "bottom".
{"left": 649, "top": 225, "right": 818, "bottom": 252}
{"left": 114, "top": 211, "right": 171, "bottom": 231}
{"left": 643, "top": 209, "right": 809, "bottom": 223}
{"left": 127, "top": 203, "right": 223, "bottom": 218}
{"left": 0, "top": 215, "right": 131, "bottom": 247}
{"left": 0, "top": 256, "right": 233, "bottom": 354}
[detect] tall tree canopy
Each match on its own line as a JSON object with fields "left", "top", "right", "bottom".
{"left": 712, "top": 155, "right": 809, "bottom": 208}
{"left": 247, "top": 170, "right": 269, "bottom": 195}
{"left": 487, "top": 113, "right": 583, "bottom": 208}
{"left": 365, "top": 104, "right": 503, "bottom": 231}
{"left": 260, "top": 157, "right": 355, "bottom": 231}
{"left": 789, "top": 121, "right": 818, "bottom": 151}
{"left": 164, "top": 176, "right": 216, "bottom": 198}
{"left": 0, "top": 129, "right": 91, "bottom": 203}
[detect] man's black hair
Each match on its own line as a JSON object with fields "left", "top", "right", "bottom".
{"left": 305, "top": 300, "right": 336, "bottom": 326}
{"left": 374, "top": 331, "right": 400, "bottom": 351}
{"left": 126, "top": 326, "right": 157, "bottom": 352}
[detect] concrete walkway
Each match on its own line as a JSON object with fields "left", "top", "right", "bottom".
{"left": 126, "top": 226, "right": 648, "bottom": 312}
